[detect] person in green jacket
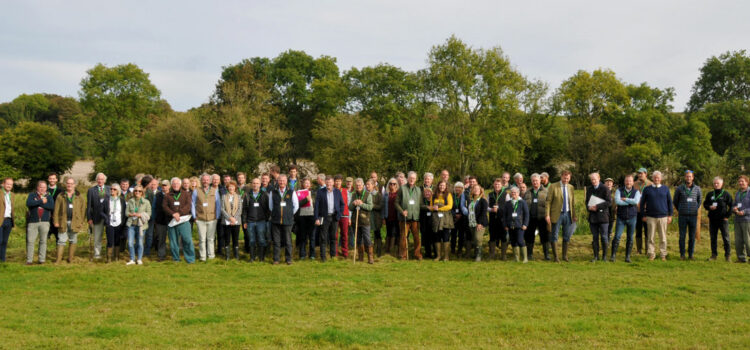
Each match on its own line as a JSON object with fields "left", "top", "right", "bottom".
{"left": 350, "top": 178, "right": 374, "bottom": 264}
{"left": 395, "top": 171, "right": 422, "bottom": 260}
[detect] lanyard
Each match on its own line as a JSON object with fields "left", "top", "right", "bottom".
{"left": 623, "top": 188, "right": 631, "bottom": 198}
{"left": 239, "top": 188, "right": 245, "bottom": 197}
{"left": 172, "top": 192, "right": 181, "bottom": 201}
{"left": 66, "top": 193, "right": 75, "bottom": 203}
{"left": 685, "top": 185, "right": 693, "bottom": 197}
{"left": 740, "top": 190, "right": 748, "bottom": 201}
{"left": 512, "top": 200, "right": 519, "bottom": 212}
{"left": 532, "top": 189, "right": 538, "bottom": 198}
{"left": 713, "top": 189, "right": 725, "bottom": 200}
{"left": 134, "top": 199, "right": 143, "bottom": 212}
{"left": 253, "top": 192, "right": 261, "bottom": 201}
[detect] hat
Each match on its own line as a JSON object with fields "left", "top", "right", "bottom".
{"left": 345, "top": 177, "right": 353, "bottom": 182}
{"left": 160, "top": 180, "right": 170, "bottom": 186}
{"left": 637, "top": 168, "right": 647, "bottom": 173}
{"left": 604, "top": 178, "right": 614, "bottom": 183}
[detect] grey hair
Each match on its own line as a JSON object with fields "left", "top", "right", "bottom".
{"left": 423, "top": 172, "right": 434, "bottom": 180}
{"left": 407, "top": 171, "right": 417, "bottom": 178}
{"left": 454, "top": 181, "right": 465, "bottom": 188}
{"left": 170, "top": 177, "right": 181, "bottom": 184}
{"left": 652, "top": 171, "right": 663, "bottom": 178}
{"left": 110, "top": 183, "right": 121, "bottom": 194}
{"left": 513, "top": 173, "right": 523, "bottom": 180}
{"left": 540, "top": 172, "right": 549, "bottom": 178}
{"left": 200, "top": 173, "right": 210, "bottom": 180}
{"left": 589, "top": 172, "right": 600, "bottom": 179}
{"left": 355, "top": 178, "right": 364, "bottom": 185}
{"left": 96, "top": 172, "right": 107, "bottom": 180}
{"left": 530, "top": 173, "right": 540, "bottom": 180}
{"left": 509, "top": 186, "right": 520, "bottom": 194}
{"left": 713, "top": 176, "right": 723, "bottom": 183}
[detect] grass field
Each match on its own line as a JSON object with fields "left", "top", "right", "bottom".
{"left": 2, "top": 189, "right": 749, "bottom": 349}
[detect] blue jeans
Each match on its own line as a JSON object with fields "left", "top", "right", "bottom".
{"left": 168, "top": 222, "right": 195, "bottom": 263}
{"left": 614, "top": 217, "right": 636, "bottom": 244}
{"left": 127, "top": 225, "right": 145, "bottom": 261}
{"left": 144, "top": 220, "right": 154, "bottom": 256}
{"left": 247, "top": 221, "right": 267, "bottom": 247}
{"left": 551, "top": 212, "right": 574, "bottom": 242}
{"left": 678, "top": 215, "right": 697, "bottom": 257}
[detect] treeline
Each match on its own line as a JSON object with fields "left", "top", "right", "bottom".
{"left": 1, "top": 36, "right": 749, "bottom": 186}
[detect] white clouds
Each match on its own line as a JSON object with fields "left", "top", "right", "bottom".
{"left": 1, "top": 0, "right": 749, "bottom": 111}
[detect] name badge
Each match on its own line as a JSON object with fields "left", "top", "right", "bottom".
{"left": 426, "top": 212, "right": 431, "bottom": 216}
{"left": 438, "top": 213, "right": 443, "bottom": 218}
{"left": 687, "top": 198, "right": 694, "bottom": 202}
{"left": 738, "top": 203, "right": 743, "bottom": 208}
{"left": 712, "top": 202, "right": 718, "bottom": 207}
{"left": 173, "top": 201, "right": 180, "bottom": 206}
{"left": 68, "top": 204, "right": 74, "bottom": 209}
{"left": 533, "top": 199, "right": 538, "bottom": 203}
{"left": 99, "top": 198, "right": 104, "bottom": 203}
{"left": 202, "top": 202, "right": 208, "bottom": 207}
{"left": 408, "top": 200, "right": 415, "bottom": 205}
{"left": 253, "top": 203, "right": 260, "bottom": 207}
{"left": 454, "top": 209, "right": 459, "bottom": 213}
{"left": 512, "top": 213, "right": 518, "bottom": 217}
{"left": 280, "top": 202, "right": 287, "bottom": 207}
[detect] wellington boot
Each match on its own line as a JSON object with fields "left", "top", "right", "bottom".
{"left": 358, "top": 245, "right": 365, "bottom": 262}
{"left": 500, "top": 242, "right": 508, "bottom": 261}
{"left": 68, "top": 244, "right": 77, "bottom": 263}
{"left": 375, "top": 239, "right": 383, "bottom": 257}
{"left": 442, "top": 242, "right": 450, "bottom": 261}
{"left": 551, "top": 242, "right": 559, "bottom": 262}
{"left": 55, "top": 246, "right": 65, "bottom": 264}
{"left": 434, "top": 241, "right": 441, "bottom": 261}
{"left": 367, "top": 246, "right": 374, "bottom": 264}
{"left": 488, "top": 241, "right": 496, "bottom": 260}
{"left": 234, "top": 247, "right": 239, "bottom": 260}
{"left": 513, "top": 247, "right": 520, "bottom": 262}
{"left": 522, "top": 246, "right": 528, "bottom": 263}
{"left": 106, "top": 247, "right": 113, "bottom": 263}
{"left": 113, "top": 246, "right": 120, "bottom": 262}
{"left": 562, "top": 241, "right": 569, "bottom": 262}
{"left": 259, "top": 246, "right": 267, "bottom": 262}
{"left": 225, "top": 247, "right": 230, "bottom": 261}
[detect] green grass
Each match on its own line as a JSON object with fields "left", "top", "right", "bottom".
{"left": 2, "top": 188, "right": 749, "bottom": 349}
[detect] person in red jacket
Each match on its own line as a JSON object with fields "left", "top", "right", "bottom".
{"left": 334, "top": 174, "right": 350, "bottom": 257}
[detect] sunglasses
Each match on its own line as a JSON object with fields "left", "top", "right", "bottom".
{"left": 134, "top": 190, "right": 142, "bottom": 193}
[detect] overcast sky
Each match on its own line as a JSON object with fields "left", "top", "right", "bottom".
{"left": 1, "top": 0, "right": 748, "bottom": 112}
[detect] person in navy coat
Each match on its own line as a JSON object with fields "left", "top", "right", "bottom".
{"left": 314, "top": 176, "right": 345, "bottom": 262}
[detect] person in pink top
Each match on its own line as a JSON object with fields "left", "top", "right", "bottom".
{"left": 295, "top": 178, "right": 316, "bottom": 259}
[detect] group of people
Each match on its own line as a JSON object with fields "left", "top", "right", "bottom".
{"left": 2, "top": 165, "right": 750, "bottom": 266}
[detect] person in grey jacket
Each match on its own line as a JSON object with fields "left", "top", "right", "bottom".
{"left": 732, "top": 175, "right": 750, "bottom": 263}
{"left": 504, "top": 187, "right": 529, "bottom": 263}
{"left": 673, "top": 170, "right": 702, "bottom": 260}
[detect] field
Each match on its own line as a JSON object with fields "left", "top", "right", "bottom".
{"left": 1, "top": 190, "right": 749, "bottom": 349}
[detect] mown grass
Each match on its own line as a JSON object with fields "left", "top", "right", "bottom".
{"left": 2, "top": 189, "right": 749, "bottom": 349}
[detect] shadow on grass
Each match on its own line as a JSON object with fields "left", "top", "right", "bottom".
{"left": 305, "top": 326, "right": 401, "bottom": 346}
{"left": 178, "top": 314, "right": 225, "bottom": 326}
{"left": 87, "top": 326, "right": 130, "bottom": 339}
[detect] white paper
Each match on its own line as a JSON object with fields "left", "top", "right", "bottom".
{"left": 587, "top": 195, "right": 605, "bottom": 208}
{"left": 168, "top": 215, "right": 191, "bottom": 227}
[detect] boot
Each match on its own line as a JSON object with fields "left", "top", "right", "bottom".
{"left": 488, "top": 241, "right": 496, "bottom": 260}
{"left": 513, "top": 246, "right": 520, "bottom": 262}
{"left": 500, "top": 242, "right": 508, "bottom": 261}
{"left": 625, "top": 238, "right": 633, "bottom": 263}
{"left": 225, "top": 246, "right": 230, "bottom": 261}
{"left": 551, "top": 242, "right": 560, "bottom": 262}
{"left": 442, "top": 242, "right": 449, "bottom": 261}
{"left": 234, "top": 246, "right": 239, "bottom": 260}
{"left": 562, "top": 241, "right": 569, "bottom": 262}
{"left": 385, "top": 237, "right": 393, "bottom": 256}
{"left": 358, "top": 245, "right": 365, "bottom": 262}
{"left": 55, "top": 245, "right": 65, "bottom": 264}
{"left": 106, "top": 247, "right": 113, "bottom": 263}
{"left": 250, "top": 246, "right": 256, "bottom": 262}
{"left": 610, "top": 240, "right": 619, "bottom": 262}
{"left": 474, "top": 246, "right": 481, "bottom": 262}
{"left": 522, "top": 246, "right": 528, "bottom": 263}
{"left": 636, "top": 235, "right": 643, "bottom": 254}
{"left": 433, "top": 241, "right": 441, "bottom": 261}
{"left": 543, "top": 242, "right": 550, "bottom": 261}
{"left": 527, "top": 245, "right": 533, "bottom": 261}
{"left": 68, "top": 244, "right": 76, "bottom": 263}
{"left": 367, "top": 246, "right": 374, "bottom": 264}
{"left": 375, "top": 239, "right": 382, "bottom": 257}
{"left": 591, "top": 240, "right": 599, "bottom": 262}
{"left": 113, "top": 246, "right": 119, "bottom": 262}
{"left": 602, "top": 242, "right": 608, "bottom": 263}
{"left": 259, "top": 246, "right": 267, "bottom": 262}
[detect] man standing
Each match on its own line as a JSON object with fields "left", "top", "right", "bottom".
{"left": 613, "top": 175, "right": 641, "bottom": 262}
{"left": 26, "top": 181, "right": 54, "bottom": 265}
{"left": 604, "top": 177, "right": 617, "bottom": 241}
{"left": 545, "top": 170, "right": 576, "bottom": 262}
{"left": 0, "top": 178, "right": 15, "bottom": 262}
{"left": 46, "top": 173, "right": 61, "bottom": 247}
{"left": 488, "top": 178, "right": 507, "bottom": 260}
{"left": 732, "top": 175, "right": 750, "bottom": 263}
{"left": 396, "top": 171, "right": 422, "bottom": 260}
{"left": 87, "top": 173, "right": 109, "bottom": 260}
{"left": 640, "top": 171, "right": 673, "bottom": 261}
{"left": 53, "top": 177, "right": 86, "bottom": 263}
{"left": 334, "top": 175, "right": 351, "bottom": 257}
{"left": 703, "top": 176, "right": 733, "bottom": 261}
{"left": 673, "top": 170, "right": 702, "bottom": 260}
{"left": 585, "top": 172, "right": 611, "bottom": 262}
{"left": 523, "top": 174, "right": 548, "bottom": 260}
{"left": 634, "top": 168, "right": 652, "bottom": 254}
{"left": 269, "top": 174, "right": 299, "bottom": 265}
{"left": 368, "top": 179, "right": 384, "bottom": 257}
{"left": 314, "top": 176, "right": 344, "bottom": 262}
{"left": 192, "top": 174, "right": 221, "bottom": 262}
{"left": 288, "top": 165, "right": 299, "bottom": 191}
{"left": 350, "top": 178, "right": 375, "bottom": 263}
{"left": 152, "top": 180, "right": 170, "bottom": 261}
{"left": 540, "top": 172, "right": 550, "bottom": 190}
{"left": 242, "top": 178, "right": 271, "bottom": 262}
{"left": 163, "top": 177, "right": 195, "bottom": 263}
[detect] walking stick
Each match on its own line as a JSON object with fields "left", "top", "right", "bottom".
{"left": 696, "top": 207, "right": 702, "bottom": 242}
{"left": 88, "top": 225, "right": 93, "bottom": 262}
{"left": 353, "top": 207, "right": 360, "bottom": 264}
{"left": 404, "top": 220, "right": 409, "bottom": 260}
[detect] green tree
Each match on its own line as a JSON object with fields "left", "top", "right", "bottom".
{"left": 311, "top": 114, "right": 384, "bottom": 176}
{"left": 343, "top": 64, "right": 420, "bottom": 131}
{"left": 688, "top": 50, "right": 750, "bottom": 112}
{"left": 0, "top": 122, "right": 75, "bottom": 181}
{"left": 79, "top": 63, "right": 170, "bottom": 158}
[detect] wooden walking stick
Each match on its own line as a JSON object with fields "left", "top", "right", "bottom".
{"left": 353, "top": 207, "right": 360, "bottom": 264}
{"left": 404, "top": 220, "right": 409, "bottom": 260}
{"left": 88, "top": 225, "right": 93, "bottom": 262}
{"left": 696, "top": 207, "right": 702, "bottom": 242}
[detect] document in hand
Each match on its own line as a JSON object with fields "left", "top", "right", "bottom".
{"left": 168, "top": 215, "right": 192, "bottom": 227}
{"left": 587, "top": 195, "right": 606, "bottom": 208}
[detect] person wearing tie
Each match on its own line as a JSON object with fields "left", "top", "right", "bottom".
{"left": 314, "top": 176, "right": 345, "bottom": 262}
{"left": 545, "top": 170, "right": 576, "bottom": 262}
{"left": 585, "top": 172, "right": 611, "bottom": 262}
{"left": 26, "top": 180, "right": 55, "bottom": 265}
{"left": 87, "top": 173, "right": 109, "bottom": 260}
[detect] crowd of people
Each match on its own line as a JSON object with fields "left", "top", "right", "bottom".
{"left": 1, "top": 165, "right": 749, "bottom": 266}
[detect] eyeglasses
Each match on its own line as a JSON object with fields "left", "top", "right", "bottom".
{"left": 389, "top": 183, "right": 397, "bottom": 186}
{"left": 134, "top": 190, "right": 142, "bottom": 193}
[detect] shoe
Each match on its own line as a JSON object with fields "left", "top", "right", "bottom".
{"left": 661, "top": 256, "right": 667, "bottom": 261}
{"left": 273, "top": 261, "right": 279, "bottom": 265}
{"left": 137, "top": 259, "right": 143, "bottom": 265}
{"left": 474, "top": 246, "right": 481, "bottom": 262}
{"left": 106, "top": 248, "right": 113, "bottom": 263}
{"left": 562, "top": 241, "right": 569, "bottom": 262}
{"left": 286, "top": 261, "right": 292, "bottom": 265}
{"left": 725, "top": 256, "right": 730, "bottom": 262}
{"left": 625, "top": 256, "right": 631, "bottom": 263}
{"left": 126, "top": 260, "right": 136, "bottom": 265}
{"left": 708, "top": 255, "right": 716, "bottom": 261}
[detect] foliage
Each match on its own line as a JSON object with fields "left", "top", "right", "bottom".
{"left": 0, "top": 121, "right": 75, "bottom": 181}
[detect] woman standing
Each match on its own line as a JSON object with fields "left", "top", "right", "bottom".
{"left": 221, "top": 181, "right": 243, "bottom": 260}
{"left": 102, "top": 184, "right": 127, "bottom": 263}
{"left": 53, "top": 178, "right": 87, "bottom": 263}
{"left": 126, "top": 185, "right": 151, "bottom": 265}
{"left": 467, "top": 185, "right": 488, "bottom": 262}
{"left": 295, "top": 178, "right": 315, "bottom": 260}
{"left": 450, "top": 182, "right": 465, "bottom": 259}
{"left": 430, "top": 180, "right": 454, "bottom": 261}
{"left": 504, "top": 187, "right": 530, "bottom": 263}
{"left": 382, "top": 178, "right": 400, "bottom": 256}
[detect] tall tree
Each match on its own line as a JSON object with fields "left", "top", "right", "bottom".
{"left": 343, "top": 64, "right": 420, "bottom": 131}
{"left": 688, "top": 50, "right": 750, "bottom": 112}
{"left": 0, "top": 122, "right": 75, "bottom": 181}
{"left": 311, "top": 114, "right": 384, "bottom": 176}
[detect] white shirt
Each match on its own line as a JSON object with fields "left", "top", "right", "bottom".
{"left": 3, "top": 191, "right": 10, "bottom": 218}
{"left": 109, "top": 197, "right": 122, "bottom": 226}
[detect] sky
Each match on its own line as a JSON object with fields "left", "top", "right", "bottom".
{"left": 1, "top": 0, "right": 748, "bottom": 112}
